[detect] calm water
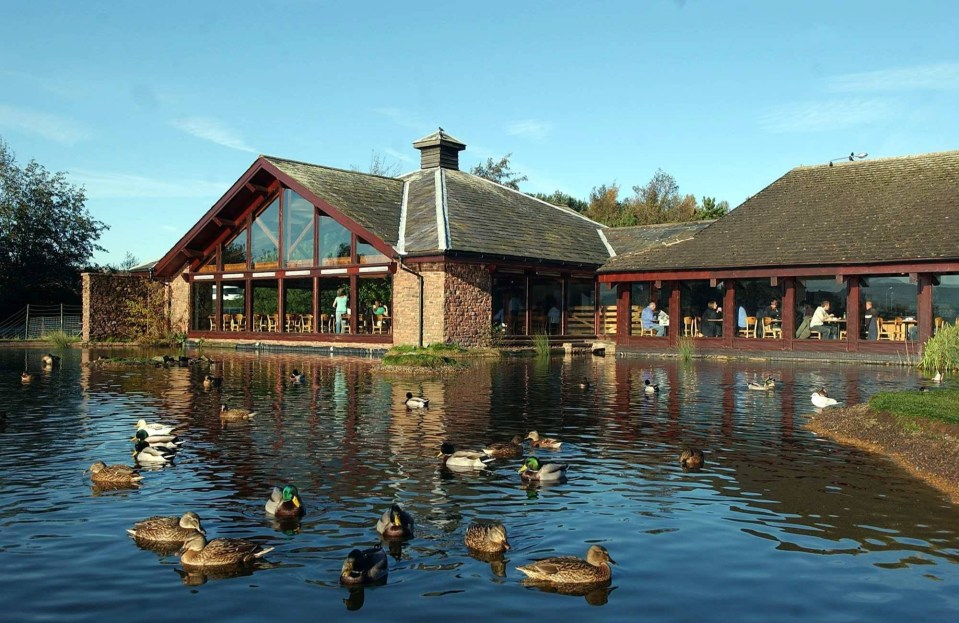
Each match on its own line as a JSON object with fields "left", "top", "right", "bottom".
{"left": 1, "top": 347, "right": 958, "bottom": 621}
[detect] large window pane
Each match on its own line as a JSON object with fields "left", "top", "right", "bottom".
{"left": 192, "top": 282, "right": 216, "bottom": 331}
{"left": 358, "top": 276, "right": 392, "bottom": 334}
{"left": 319, "top": 277, "right": 351, "bottom": 333}
{"left": 598, "top": 283, "right": 617, "bottom": 336}
{"left": 566, "top": 280, "right": 595, "bottom": 337}
{"left": 492, "top": 274, "right": 527, "bottom": 335}
{"left": 252, "top": 281, "right": 279, "bottom": 332}
{"left": 735, "top": 279, "right": 783, "bottom": 339}
{"left": 681, "top": 280, "right": 724, "bottom": 337}
{"left": 629, "top": 283, "right": 667, "bottom": 337}
{"left": 222, "top": 283, "right": 246, "bottom": 331}
{"left": 357, "top": 237, "right": 387, "bottom": 264}
{"left": 859, "top": 275, "right": 917, "bottom": 341}
{"left": 223, "top": 228, "right": 247, "bottom": 271}
{"left": 530, "top": 276, "right": 563, "bottom": 335}
{"left": 933, "top": 275, "right": 959, "bottom": 333}
{"left": 283, "top": 190, "right": 314, "bottom": 268}
{"left": 796, "top": 277, "right": 847, "bottom": 340}
{"left": 319, "top": 214, "right": 351, "bottom": 266}
{"left": 284, "top": 278, "right": 314, "bottom": 333}
{"left": 251, "top": 198, "right": 280, "bottom": 269}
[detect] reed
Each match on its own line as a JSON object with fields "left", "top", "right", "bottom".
{"left": 45, "top": 330, "right": 78, "bottom": 349}
{"left": 920, "top": 323, "right": 959, "bottom": 372}
{"left": 532, "top": 332, "right": 551, "bottom": 358}
{"left": 676, "top": 336, "right": 695, "bottom": 363}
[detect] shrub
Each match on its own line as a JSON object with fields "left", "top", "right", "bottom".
{"left": 45, "top": 330, "right": 79, "bottom": 349}
{"left": 676, "top": 336, "right": 695, "bottom": 363}
{"left": 920, "top": 323, "right": 959, "bottom": 372}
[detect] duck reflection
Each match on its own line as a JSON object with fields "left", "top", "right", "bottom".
{"left": 466, "top": 548, "right": 508, "bottom": 577}
{"left": 521, "top": 581, "right": 617, "bottom": 606}
{"left": 175, "top": 563, "right": 257, "bottom": 586}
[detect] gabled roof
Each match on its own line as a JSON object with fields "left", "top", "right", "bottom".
{"left": 602, "top": 221, "right": 713, "bottom": 257}
{"left": 600, "top": 150, "right": 959, "bottom": 274}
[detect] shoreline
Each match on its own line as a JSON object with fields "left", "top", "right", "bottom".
{"left": 806, "top": 403, "right": 959, "bottom": 504}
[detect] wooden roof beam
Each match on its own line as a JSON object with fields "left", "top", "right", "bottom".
{"left": 245, "top": 182, "right": 270, "bottom": 194}
{"left": 181, "top": 248, "right": 204, "bottom": 259}
{"left": 213, "top": 217, "right": 237, "bottom": 227}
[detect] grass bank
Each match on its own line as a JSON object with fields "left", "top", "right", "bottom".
{"left": 380, "top": 343, "right": 496, "bottom": 371}
{"left": 868, "top": 388, "right": 959, "bottom": 424}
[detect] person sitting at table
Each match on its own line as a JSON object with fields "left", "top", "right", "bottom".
{"left": 701, "top": 301, "right": 722, "bottom": 337}
{"left": 547, "top": 304, "right": 561, "bottom": 334}
{"left": 810, "top": 300, "right": 837, "bottom": 339}
{"left": 763, "top": 300, "right": 781, "bottom": 320}
{"left": 737, "top": 305, "right": 748, "bottom": 332}
{"left": 641, "top": 301, "right": 665, "bottom": 336}
{"left": 863, "top": 300, "right": 879, "bottom": 340}
{"left": 373, "top": 300, "right": 387, "bottom": 317}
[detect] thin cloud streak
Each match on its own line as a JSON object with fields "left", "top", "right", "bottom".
{"left": 829, "top": 62, "right": 959, "bottom": 92}
{"left": 68, "top": 168, "right": 228, "bottom": 200}
{"left": 0, "top": 104, "right": 91, "bottom": 145}
{"left": 373, "top": 107, "right": 430, "bottom": 131}
{"left": 758, "top": 98, "right": 898, "bottom": 133}
{"left": 507, "top": 120, "right": 552, "bottom": 139}
{"left": 170, "top": 117, "right": 257, "bottom": 153}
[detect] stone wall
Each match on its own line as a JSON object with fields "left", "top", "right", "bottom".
{"left": 82, "top": 272, "right": 169, "bottom": 342}
{"left": 444, "top": 262, "right": 492, "bottom": 347}
{"left": 169, "top": 271, "right": 190, "bottom": 333}
{"left": 392, "top": 264, "right": 422, "bottom": 346}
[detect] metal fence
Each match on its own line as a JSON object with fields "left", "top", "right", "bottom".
{"left": 0, "top": 304, "right": 83, "bottom": 339}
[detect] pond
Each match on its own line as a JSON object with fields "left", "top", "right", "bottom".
{"left": 1, "top": 347, "right": 958, "bottom": 621}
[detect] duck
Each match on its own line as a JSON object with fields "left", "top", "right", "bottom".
{"left": 265, "top": 485, "right": 305, "bottom": 519}
{"left": 483, "top": 435, "right": 525, "bottom": 459}
{"left": 680, "top": 447, "right": 705, "bottom": 471}
{"left": 438, "top": 442, "right": 492, "bottom": 469}
{"left": 339, "top": 545, "right": 388, "bottom": 585}
{"left": 526, "top": 430, "right": 563, "bottom": 450}
{"left": 41, "top": 353, "right": 61, "bottom": 368}
{"left": 516, "top": 545, "right": 615, "bottom": 585}
{"left": 375, "top": 503, "right": 415, "bottom": 539}
{"left": 87, "top": 461, "right": 142, "bottom": 486}
{"left": 288, "top": 369, "right": 304, "bottom": 384}
{"left": 644, "top": 379, "right": 660, "bottom": 394}
{"left": 202, "top": 374, "right": 223, "bottom": 389}
{"left": 811, "top": 388, "right": 840, "bottom": 409}
{"left": 132, "top": 439, "right": 175, "bottom": 464}
{"left": 933, "top": 370, "right": 944, "bottom": 383}
{"left": 465, "top": 522, "right": 510, "bottom": 553}
{"left": 405, "top": 392, "right": 429, "bottom": 408}
{"left": 134, "top": 419, "right": 177, "bottom": 436}
{"left": 220, "top": 404, "right": 256, "bottom": 422}
{"left": 577, "top": 378, "right": 591, "bottom": 389}
{"left": 518, "top": 456, "right": 568, "bottom": 482}
{"left": 132, "top": 428, "right": 182, "bottom": 450}
{"left": 747, "top": 377, "right": 776, "bottom": 391}
{"left": 177, "top": 532, "right": 274, "bottom": 568}
{"left": 127, "top": 512, "right": 205, "bottom": 543}
{"left": 21, "top": 372, "right": 37, "bottom": 384}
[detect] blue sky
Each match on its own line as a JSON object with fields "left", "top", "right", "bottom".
{"left": 2, "top": 1, "right": 957, "bottom": 265}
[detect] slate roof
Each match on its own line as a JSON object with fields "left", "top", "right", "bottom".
{"left": 602, "top": 221, "right": 712, "bottom": 257}
{"left": 600, "top": 150, "right": 959, "bottom": 274}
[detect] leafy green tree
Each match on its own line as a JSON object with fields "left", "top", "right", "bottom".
{"left": 0, "top": 138, "right": 108, "bottom": 316}
{"left": 585, "top": 183, "right": 632, "bottom": 226}
{"left": 629, "top": 169, "right": 698, "bottom": 225}
{"left": 532, "top": 190, "right": 589, "bottom": 213}
{"left": 697, "top": 196, "right": 730, "bottom": 220}
{"left": 470, "top": 153, "right": 528, "bottom": 190}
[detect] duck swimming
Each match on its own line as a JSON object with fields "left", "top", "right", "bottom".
{"left": 132, "top": 439, "right": 175, "bottom": 464}
{"left": 265, "top": 485, "right": 305, "bottom": 519}
{"left": 177, "top": 532, "right": 274, "bottom": 568}
{"left": 747, "top": 377, "right": 776, "bottom": 391}
{"left": 132, "top": 428, "right": 182, "bottom": 450}
{"left": 438, "top": 442, "right": 492, "bottom": 469}
{"left": 811, "top": 388, "right": 840, "bottom": 409}
{"left": 21, "top": 372, "right": 37, "bottom": 384}
{"left": 202, "top": 374, "right": 223, "bottom": 389}
{"left": 87, "top": 461, "right": 142, "bottom": 486}
{"left": 220, "top": 404, "right": 256, "bottom": 421}
{"left": 483, "top": 435, "right": 525, "bottom": 458}
{"left": 516, "top": 545, "right": 615, "bottom": 585}
{"left": 375, "top": 503, "right": 414, "bottom": 539}
{"left": 644, "top": 379, "right": 660, "bottom": 394}
{"left": 339, "top": 546, "right": 388, "bottom": 585}
{"left": 933, "top": 370, "right": 944, "bottom": 383}
{"left": 289, "top": 369, "right": 304, "bottom": 384}
{"left": 465, "top": 522, "right": 510, "bottom": 553}
{"left": 134, "top": 419, "right": 177, "bottom": 436}
{"left": 680, "top": 447, "right": 705, "bottom": 471}
{"left": 518, "top": 456, "right": 568, "bottom": 482}
{"left": 526, "top": 430, "right": 562, "bottom": 450}
{"left": 41, "top": 353, "right": 61, "bottom": 368}
{"left": 405, "top": 392, "right": 429, "bottom": 408}
{"left": 127, "top": 512, "right": 205, "bottom": 543}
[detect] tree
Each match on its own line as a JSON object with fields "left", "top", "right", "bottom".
{"left": 350, "top": 150, "right": 403, "bottom": 177}
{"left": 531, "top": 190, "right": 589, "bottom": 213}
{"left": 585, "top": 183, "right": 631, "bottom": 226}
{"left": 470, "top": 153, "right": 528, "bottom": 190}
{"left": 697, "top": 196, "right": 730, "bottom": 220}
{"left": 629, "top": 169, "right": 698, "bottom": 225}
{"left": 0, "top": 138, "right": 108, "bottom": 316}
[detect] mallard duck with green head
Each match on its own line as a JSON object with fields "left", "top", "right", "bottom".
{"left": 518, "top": 456, "right": 568, "bottom": 482}
{"left": 87, "top": 461, "right": 142, "bottom": 486}
{"left": 132, "top": 428, "right": 182, "bottom": 450}
{"left": 680, "top": 447, "right": 705, "bottom": 471}
{"left": 127, "top": 512, "right": 205, "bottom": 544}
{"left": 265, "top": 485, "right": 305, "bottom": 519}
{"left": 375, "top": 503, "right": 414, "bottom": 539}
{"left": 483, "top": 435, "right": 524, "bottom": 459}
{"left": 132, "top": 439, "right": 175, "bottom": 464}
{"left": 517, "top": 545, "right": 615, "bottom": 585}
{"left": 339, "top": 545, "right": 388, "bottom": 585}
{"left": 220, "top": 404, "right": 256, "bottom": 422}
{"left": 177, "top": 532, "right": 274, "bottom": 568}
{"left": 526, "top": 431, "right": 562, "bottom": 450}
{"left": 465, "top": 521, "right": 510, "bottom": 553}
{"left": 404, "top": 392, "right": 429, "bottom": 409}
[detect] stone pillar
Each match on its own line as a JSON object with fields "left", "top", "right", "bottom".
{"left": 444, "top": 262, "right": 492, "bottom": 347}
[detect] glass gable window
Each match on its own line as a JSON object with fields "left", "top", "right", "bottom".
{"left": 357, "top": 237, "right": 387, "bottom": 264}
{"left": 319, "top": 215, "right": 351, "bottom": 266}
{"left": 223, "top": 228, "right": 247, "bottom": 271}
{"left": 283, "top": 190, "right": 314, "bottom": 268}
{"left": 251, "top": 198, "right": 280, "bottom": 269}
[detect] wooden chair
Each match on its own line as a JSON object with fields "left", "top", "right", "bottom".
{"left": 683, "top": 316, "right": 694, "bottom": 336}
{"left": 300, "top": 314, "right": 313, "bottom": 333}
{"left": 231, "top": 313, "right": 245, "bottom": 331}
{"left": 320, "top": 313, "right": 331, "bottom": 332}
{"left": 738, "top": 316, "right": 758, "bottom": 338}
{"left": 935, "top": 317, "right": 946, "bottom": 334}
{"left": 372, "top": 314, "right": 387, "bottom": 334}
{"left": 267, "top": 314, "right": 278, "bottom": 332}
{"left": 877, "top": 317, "right": 896, "bottom": 341}
{"left": 761, "top": 316, "right": 782, "bottom": 338}
{"left": 221, "top": 314, "right": 232, "bottom": 331}
{"left": 208, "top": 315, "right": 217, "bottom": 331}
